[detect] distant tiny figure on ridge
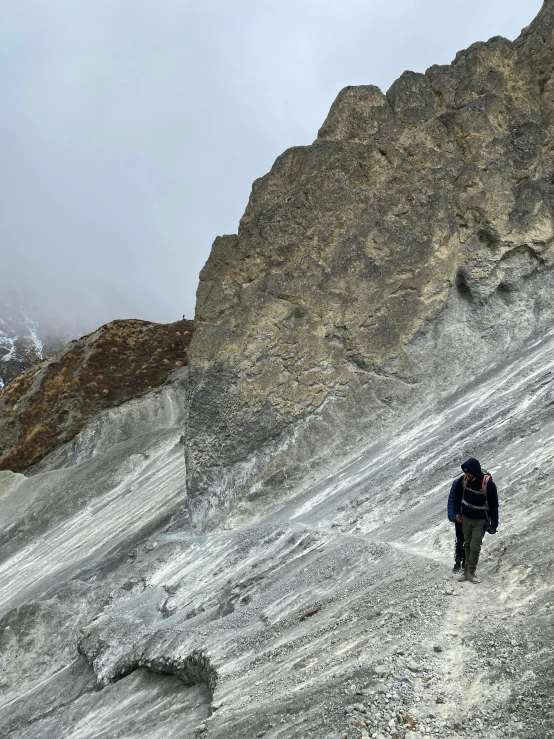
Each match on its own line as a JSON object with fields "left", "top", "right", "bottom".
{"left": 447, "top": 458, "right": 498, "bottom": 584}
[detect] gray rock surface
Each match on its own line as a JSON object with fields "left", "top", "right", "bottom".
{"left": 186, "top": 0, "right": 554, "bottom": 526}
{"left": 1, "top": 326, "right": 554, "bottom": 737}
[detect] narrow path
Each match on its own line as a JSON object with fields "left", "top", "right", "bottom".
{"left": 273, "top": 519, "right": 520, "bottom": 737}
{"left": 296, "top": 519, "right": 448, "bottom": 565}
{"left": 335, "top": 524, "right": 513, "bottom": 737}
{"left": 406, "top": 569, "right": 514, "bottom": 739}
{"left": 382, "top": 538, "right": 447, "bottom": 565}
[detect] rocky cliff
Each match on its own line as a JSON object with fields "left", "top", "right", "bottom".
{"left": 0, "top": 318, "right": 193, "bottom": 471}
{"left": 186, "top": 0, "right": 554, "bottom": 527}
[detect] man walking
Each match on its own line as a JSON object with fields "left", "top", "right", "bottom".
{"left": 451, "top": 458, "right": 498, "bottom": 583}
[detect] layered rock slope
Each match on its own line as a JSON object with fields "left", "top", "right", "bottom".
{"left": 0, "top": 318, "right": 193, "bottom": 471}
{"left": 186, "top": 0, "right": 554, "bottom": 526}
{"left": 1, "top": 320, "right": 553, "bottom": 738}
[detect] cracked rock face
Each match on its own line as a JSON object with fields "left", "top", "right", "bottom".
{"left": 186, "top": 0, "right": 554, "bottom": 526}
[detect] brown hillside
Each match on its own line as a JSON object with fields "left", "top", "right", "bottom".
{"left": 0, "top": 318, "right": 193, "bottom": 472}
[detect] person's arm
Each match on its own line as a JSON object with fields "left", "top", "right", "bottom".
{"left": 487, "top": 480, "right": 499, "bottom": 529}
{"left": 453, "top": 477, "right": 463, "bottom": 522}
{"left": 447, "top": 478, "right": 458, "bottom": 522}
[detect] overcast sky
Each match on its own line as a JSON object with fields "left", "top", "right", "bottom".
{"left": 0, "top": 0, "right": 543, "bottom": 332}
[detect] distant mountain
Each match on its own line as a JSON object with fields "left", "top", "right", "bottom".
{"left": 0, "top": 298, "right": 69, "bottom": 389}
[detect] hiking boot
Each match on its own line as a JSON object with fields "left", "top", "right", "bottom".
{"left": 457, "top": 570, "right": 468, "bottom": 582}
{"left": 452, "top": 562, "right": 463, "bottom": 574}
{"left": 468, "top": 572, "right": 481, "bottom": 584}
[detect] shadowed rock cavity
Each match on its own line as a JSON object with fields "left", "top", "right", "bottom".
{"left": 186, "top": 1, "right": 554, "bottom": 528}
{"left": 78, "top": 639, "right": 218, "bottom": 694}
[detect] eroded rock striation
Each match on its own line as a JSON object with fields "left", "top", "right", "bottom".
{"left": 186, "top": 1, "right": 554, "bottom": 526}
{"left": 0, "top": 318, "right": 193, "bottom": 471}
{"left": 1, "top": 321, "right": 553, "bottom": 739}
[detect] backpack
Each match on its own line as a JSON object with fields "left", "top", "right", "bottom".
{"left": 462, "top": 472, "right": 496, "bottom": 533}
{"left": 462, "top": 472, "right": 490, "bottom": 497}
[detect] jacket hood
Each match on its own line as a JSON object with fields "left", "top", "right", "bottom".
{"left": 461, "top": 458, "right": 483, "bottom": 478}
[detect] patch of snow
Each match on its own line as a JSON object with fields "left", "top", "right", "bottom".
{"left": 27, "top": 326, "right": 43, "bottom": 359}
{"left": 0, "top": 335, "right": 16, "bottom": 361}
{"left": 21, "top": 310, "right": 43, "bottom": 359}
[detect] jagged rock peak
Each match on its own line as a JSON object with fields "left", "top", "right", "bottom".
{"left": 186, "top": 1, "right": 554, "bottom": 528}
{"left": 0, "top": 318, "right": 194, "bottom": 471}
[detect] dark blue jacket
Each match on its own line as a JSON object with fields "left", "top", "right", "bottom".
{"left": 447, "top": 478, "right": 459, "bottom": 522}
{"left": 447, "top": 458, "right": 499, "bottom": 529}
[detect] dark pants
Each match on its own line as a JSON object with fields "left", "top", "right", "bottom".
{"left": 454, "top": 521, "right": 465, "bottom": 565}
{"left": 462, "top": 516, "right": 486, "bottom": 573}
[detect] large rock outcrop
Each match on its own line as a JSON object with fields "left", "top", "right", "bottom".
{"left": 0, "top": 318, "right": 193, "bottom": 471}
{"left": 186, "top": 0, "right": 554, "bottom": 526}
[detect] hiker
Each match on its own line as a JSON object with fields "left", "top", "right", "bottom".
{"left": 450, "top": 458, "right": 498, "bottom": 583}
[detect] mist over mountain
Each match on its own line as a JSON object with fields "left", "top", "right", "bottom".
{"left": 0, "top": 1, "right": 541, "bottom": 331}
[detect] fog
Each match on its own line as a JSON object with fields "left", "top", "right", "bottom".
{"left": 0, "top": 0, "right": 543, "bottom": 334}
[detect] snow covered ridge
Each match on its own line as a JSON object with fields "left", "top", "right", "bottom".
{"left": 0, "top": 300, "right": 64, "bottom": 388}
